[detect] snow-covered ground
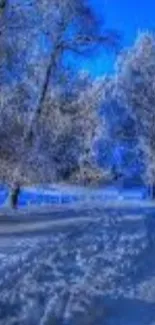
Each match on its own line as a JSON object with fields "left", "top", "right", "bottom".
{"left": 0, "top": 205, "right": 155, "bottom": 324}
{"left": 0, "top": 184, "right": 149, "bottom": 208}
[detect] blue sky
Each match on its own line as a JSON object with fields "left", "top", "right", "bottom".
{"left": 82, "top": 0, "right": 155, "bottom": 76}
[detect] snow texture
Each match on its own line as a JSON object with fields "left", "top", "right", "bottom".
{"left": 0, "top": 206, "right": 155, "bottom": 324}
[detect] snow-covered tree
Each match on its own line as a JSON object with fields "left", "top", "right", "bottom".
{"left": 0, "top": 0, "right": 120, "bottom": 206}
{"left": 111, "top": 32, "right": 155, "bottom": 196}
{"left": 0, "top": 71, "right": 110, "bottom": 206}
{"left": 96, "top": 74, "right": 143, "bottom": 186}
{"left": 29, "top": 75, "right": 109, "bottom": 185}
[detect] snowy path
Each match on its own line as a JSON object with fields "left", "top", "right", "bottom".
{"left": 0, "top": 205, "right": 155, "bottom": 324}
{"left": 0, "top": 216, "right": 101, "bottom": 235}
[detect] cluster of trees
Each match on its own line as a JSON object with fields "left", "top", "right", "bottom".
{"left": 0, "top": 0, "right": 119, "bottom": 207}
{"left": 103, "top": 32, "right": 155, "bottom": 197}
{"left": 1, "top": 0, "right": 155, "bottom": 206}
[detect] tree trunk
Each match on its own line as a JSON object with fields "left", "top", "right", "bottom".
{"left": 25, "top": 46, "right": 62, "bottom": 145}
{"left": 148, "top": 183, "right": 155, "bottom": 200}
{"left": 9, "top": 183, "right": 21, "bottom": 209}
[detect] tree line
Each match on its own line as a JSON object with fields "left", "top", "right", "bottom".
{"left": 0, "top": 0, "right": 155, "bottom": 206}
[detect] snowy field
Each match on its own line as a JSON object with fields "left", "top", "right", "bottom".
{"left": 0, "top": 205, "right": 155, "bottom": 324}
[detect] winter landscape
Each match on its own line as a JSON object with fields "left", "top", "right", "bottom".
{"left": 1, "top": 0, "right": 155, "bottom": 324}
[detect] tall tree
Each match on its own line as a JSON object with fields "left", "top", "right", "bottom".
{"left": 98, "top": 76, "right": 143, "bottom": 185}
{"left": 111, "top": 32, "right": 155, "bottom": 196}
{"left": 24, "top": 0, "right": 120, "bottom": 141}
{"left": 0, "top": 0, "right": 120, "bottom": 207}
